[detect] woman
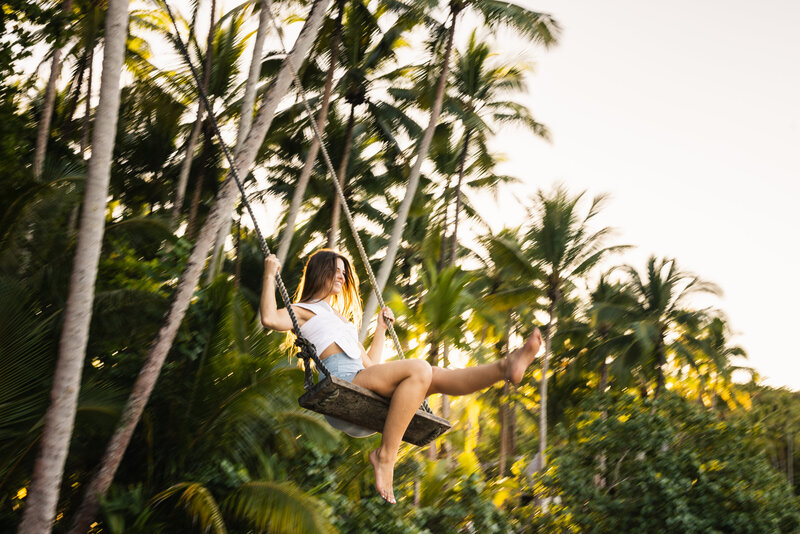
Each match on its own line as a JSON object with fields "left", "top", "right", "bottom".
{"left": 261, "top": 249, "right": 542, "bottom": 504}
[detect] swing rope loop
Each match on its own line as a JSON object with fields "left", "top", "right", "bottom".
{"left": 260, "top": 6, "right": 433, "bottom": 414}
{"left": 261, "top": 6, "right": 404, "bottom": 355}
{"left": 161, "top": 0, "right": 328, "bottom": 384}
{"left": 162, "top": 0, "right": 432, "bottom": 414}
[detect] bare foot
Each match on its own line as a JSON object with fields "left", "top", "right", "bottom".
{"left": 369, "top": 449, "right": 397, "bottom": 504}
{"left": 505, "top": 327, "right": 543, "bottom": 384}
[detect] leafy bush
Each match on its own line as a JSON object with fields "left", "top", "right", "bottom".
{"left": 536, "top": 392, "right": 800, "bottom": 533}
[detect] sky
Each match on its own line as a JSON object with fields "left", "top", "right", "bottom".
{"left": 476, "top": 0, "right": 800, "bottom": 389}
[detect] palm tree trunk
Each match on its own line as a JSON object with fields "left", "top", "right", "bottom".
{"left": 499, "top": 380, "right": 510, "bottom": 476}
{"left": 425, "top": 341, "right": 439, "bottom": 459}
{"left": 276, "top": 69, "right": 335, "bottom": 262}
{"left": 207, "top": 0, "right": 274, "bottom": 282}
{"left": 186, "top": 118, "right": 215, "bottom": 241}
{"left": 233, "top": 216, "right": 242, "bottom": 288}
{"left": 499, "top": 318, "right": 513, "bottom": 476}
{"left": 448, "top": 128, "right": 471, "bottom": 265}
{"left": 18, "top": 0, "right": 129, "bottom": 531}
{"left": 359, "top": 9, "right": 459, "bottom": 340}
{"left": 80, "top": 45, "right": 94, "bottom": 155}
{"left": 654, "top": 340, "right": 666, "bottom": 399}
{"left": 595, "top": 346, "right": 609, "bottom": 488}
{"left": 172, "top": 107, "right": 204, "bottom": 225}
{"left": 439, "top": 342, "right": 451, "bottom": 458}
{"left": 327, "top": 104, "right": 356, "bottom": 248}
{"left": 61, "top": 51, "right": 87, "bottom": 138}
{"left": 787, "top": 426, "right": 793, "bottom": 484}
{"left": 539, "top": 299, "right": 555, "bottom": 469}
{"left": 599, "top": 357, "right": 608, "bottom": 392}
{"left": 437, "top": 176, "right": 453, "bottom": 271}
{"left": 66, "top": 3, "right": 331, "bottom": 531}
{"left": 33, "top": 0, "right": 74, "bottom": 179}
{"left": 171, "top": 0, "right": 217, "bottom": 228}
{"left": 236, "top": 0, "right": 271, "bottom": 144}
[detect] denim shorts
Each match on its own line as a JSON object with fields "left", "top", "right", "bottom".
{"left": 318, "top": 352, "right": 373, "bottom": 438}
{"left": 321, "top": 351, "right": 364, "bottom": 382}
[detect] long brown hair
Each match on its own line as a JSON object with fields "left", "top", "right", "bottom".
{"left": 294, "top": 249, "right": 362, "bottom": 327}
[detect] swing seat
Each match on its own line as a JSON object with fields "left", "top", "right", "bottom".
{"left": 298, "top": 374, "right": 451, "bottom": 446}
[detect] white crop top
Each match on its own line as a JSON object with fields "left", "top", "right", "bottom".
{"left": 292, "top": 300, "right": 362, "bottom": 360}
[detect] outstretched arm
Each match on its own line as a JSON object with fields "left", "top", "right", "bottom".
{"left": 260, "top": 255, "right": 298, "bottom": 332}
{"left": 364, "top": 306, "right": 394, "bottom": 366}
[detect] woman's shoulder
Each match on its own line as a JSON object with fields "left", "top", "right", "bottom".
{"left": 290, "top": 302, "right": 320, "bottom": 321}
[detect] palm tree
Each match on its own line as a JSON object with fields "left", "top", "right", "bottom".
{"left": 471, "top": 228, "right": 542, "bottom": 475}
{"left": 582, "top": 274, "right": 640, "bottom": 393}
{"left": 147, "top": 279, "right": 337, "bottom": 533}
{"left": 675, "top": 315, "right": 748, "bottom": 408}
{"left": 67, "top": 2, "right": 333, "bottom": 531}
{"left": 324, "top": 0, "right": 419, "bottom": 249}
{"left": 360, "top": 0, "right": 559, "bottom": 339}
{"left": 526, "top": 185, "right": 623, "bottom": 469}
{"left": 445, "top": 31, "right": 549, "bottom": 265}
{"left": 274, "top": 0, "right": 345, "bottom": 264}
{"left": 18, "top": 0, "right": 131, "bottom": 530}
{"left": 170, "top": 0, "right": 218, "bottom": 227}
{"left": 622, "top": 256, "right": 722, "bottom": 398}
{"left": 207, "top": 0, "right": 283, "bottom": 281}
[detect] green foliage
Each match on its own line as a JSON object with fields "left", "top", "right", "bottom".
{"left": 732, "top": 385, "right": 800, "bottom": 494}
{"left": 538, "top": 392, "right": 800, "bottom": 533}
{"left": 417, "top": 472, "right": 510, "bottom": 533}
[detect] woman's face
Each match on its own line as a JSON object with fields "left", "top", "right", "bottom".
{"left": 330, "top": 258, "right": 346, "bottom": 295}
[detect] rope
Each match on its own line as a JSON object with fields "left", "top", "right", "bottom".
{"left": 161, "top": 0, "right": 328, "bottom": 389}
{"left": 164, "top": 0, "right": 433, "bottom": 414}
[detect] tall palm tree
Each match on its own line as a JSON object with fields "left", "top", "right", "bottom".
{"left": 170, "top": 0, "right": 218, "bottom": 227}
{"left": 208, "top": 0, "right": 282, "bottom": 281}
{"left": 445, "top": 31, "right": 549, "bottom": 265}
{"left": 184, "top": 12, "right": 251, "bottom": 241}
{"left": 67, "top": 2, "right": 333, "bottom": 531}
{"left": 324, "top": 0, "right": 419, "bottom": 248}
{"left": 674, "top": 315, "right": 748, "bottom": 408}
{"left": 526, "top": 185, "right": 623, "bottom": 469}
{"left": 360, "top": 0, "right": 559, "bottom": 339}
{"left": 582, "top": 274, "right": 640, "bottom": 393}
{"left": 18, "top": 0, "right": 130, "bottom": 530}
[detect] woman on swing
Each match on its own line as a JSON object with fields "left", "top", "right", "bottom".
{"left": 260, "top": 249, "right": 542, "bottom": 504}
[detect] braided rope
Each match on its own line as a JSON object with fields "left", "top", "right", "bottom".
{"left": 161, "top": 0, "right": 328, "bottom": 387}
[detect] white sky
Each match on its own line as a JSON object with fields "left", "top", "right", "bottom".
{"left": 477, "top": 0, "right": 800, "bottom": 389}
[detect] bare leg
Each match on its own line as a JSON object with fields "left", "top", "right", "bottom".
{"left": 348, "top": 328, "right": 541, "bottom": 503}
{"left": 428, "top": 327, "right": 542, "bottom": 396}
{"left": 352, "top": 359, "right": 432, "bottom": 504}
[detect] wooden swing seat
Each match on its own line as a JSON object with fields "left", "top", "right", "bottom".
{"left": 298, "top": 374, "right": 451, "bottom": 446}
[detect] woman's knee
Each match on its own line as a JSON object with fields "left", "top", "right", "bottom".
{"left": 408, "top": 359, "right": 432, "bottom": 385}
